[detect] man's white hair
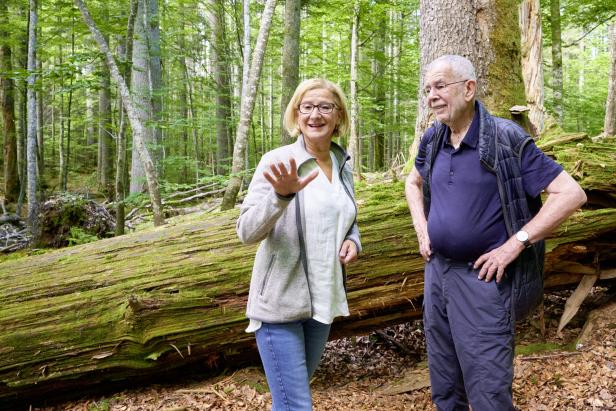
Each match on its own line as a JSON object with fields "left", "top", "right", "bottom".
{"left": 425, "top": 55, "right": 477, "bottom": 81}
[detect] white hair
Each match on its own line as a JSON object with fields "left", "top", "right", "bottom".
{"left": 425, "top": 55, "right": 477, "bottom": 81}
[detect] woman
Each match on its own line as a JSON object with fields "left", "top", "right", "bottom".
{"left": 236, "top": 78, "right": 360, "bottom": 411}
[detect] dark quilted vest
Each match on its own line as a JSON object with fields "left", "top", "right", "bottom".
{"left": 421, "top": 101, "right": 544, "bottom": 322}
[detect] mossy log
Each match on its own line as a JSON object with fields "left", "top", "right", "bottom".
{"left": 1, "top": 140, "right": 615, "bottom": 405}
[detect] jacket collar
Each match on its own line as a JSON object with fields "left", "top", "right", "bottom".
{"left": 291, "top": 135, "right": 350, "bottom": 177}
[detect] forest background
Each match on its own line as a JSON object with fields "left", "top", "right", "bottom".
{"left": 0, "top": 0, "right": 614, "bottom": 240}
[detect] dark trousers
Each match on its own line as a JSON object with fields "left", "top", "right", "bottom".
{"left": 424, "top": 253, "right": 516, "bottom": 411}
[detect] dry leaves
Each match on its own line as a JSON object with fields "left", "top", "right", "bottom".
{"left": 33, "top": 290, "right": 615, "bottom": 411}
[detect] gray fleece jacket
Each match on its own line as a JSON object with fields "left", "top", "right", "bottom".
{"left": 237, "top": 135, "right": 361, "bottom": 323}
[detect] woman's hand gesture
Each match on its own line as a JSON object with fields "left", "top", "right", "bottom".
{"left": 263, "top": 158, "right": 319, "bottom": 197}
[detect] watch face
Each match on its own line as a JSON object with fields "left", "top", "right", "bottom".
{"left": 516, "top": 230, "right": 529, "bottom": 242}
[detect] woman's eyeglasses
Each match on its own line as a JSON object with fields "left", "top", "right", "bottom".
{"left": 298, "top": 103, "right": 337, "bottom": 114}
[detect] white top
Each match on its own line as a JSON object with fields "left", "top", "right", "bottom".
{"left": 246, "top": 152, "right": 355, "bottom": 332}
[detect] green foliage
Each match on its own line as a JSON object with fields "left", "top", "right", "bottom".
{"left": 68, "top": 227, "right": 99, "bottom": 246}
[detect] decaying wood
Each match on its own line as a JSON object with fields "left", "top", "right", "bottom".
{"left": 557, "top": 274, "right": 598, "bottom": 336}
{"left": 0, "top": 135, "right": 615, "bottom": 404}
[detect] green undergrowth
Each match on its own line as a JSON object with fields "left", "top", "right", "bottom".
{"left": 515, "top": 341, "right": 577, "bottom": 356}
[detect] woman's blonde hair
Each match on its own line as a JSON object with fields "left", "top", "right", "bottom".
{"left": 283, "top": 78, "right": 350, "bottom": 138}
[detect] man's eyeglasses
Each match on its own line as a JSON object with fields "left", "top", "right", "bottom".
{"left": 423, "top": 79, "right": 468, "bottom": 96}
{"left": 298, "top": 103, "right": 337, "bottom": 114}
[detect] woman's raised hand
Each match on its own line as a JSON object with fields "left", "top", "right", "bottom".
{"left": 263, "top": 158, "right": 319, "bottom": 197}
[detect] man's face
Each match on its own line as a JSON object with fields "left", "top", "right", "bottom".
{"left": 423, "top": 63, "right": 473, "bottom": 126}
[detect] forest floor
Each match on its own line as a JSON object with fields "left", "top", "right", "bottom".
{"left": 30, "top": 287, "right": 615, "bottom": 411}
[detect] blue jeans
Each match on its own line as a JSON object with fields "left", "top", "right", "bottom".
{"left": 255, "top": 319, "right": 331, "bottom": 411}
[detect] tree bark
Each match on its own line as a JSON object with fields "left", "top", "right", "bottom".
{"left": 129, "top": 0, "right": 155, "bottom": 194}
{"left": 412, "top": 0, "right": 527, "bottom": 159}
{"left": 372, "top": 0, "right": 386, "bottom": 171}
{"left": 26, "top": 0, "right": 40, "bottom": 242}
{"left": 1, "top": 134, "right": 615, "bottom": 403}
{"left": 604, "top": 24, "right": 616, "bottom": 137}
{"left": 280, "top": 0, "right": 301, "bottom": 145}
{"left": 519, "top": 0, "right": 545, "bottom": 136}
{"left": 75, "top": 0, "right": 165, "bottom": 226}
{"left": 206, "top": 0, "right": 232, "bottom": 175}
{"left": 146, "top": 0, "right": 164, "bottom": 174}
{"left": 98, "top": 39, "right": 114, "bottom": 195}
{"left": 0, "top": 0, "right": 19, "bottom": 204}
{"left": 115, "top": 0, "right": 138, "bottom": 236}
{"left": 348, "top": 0, "right": 361, "bottom": 178}
{"left": 550, "top": 0, "right": 564, "bottom": 125}
{"left": 220, "top": 0, "right": 277, "bottom": 211}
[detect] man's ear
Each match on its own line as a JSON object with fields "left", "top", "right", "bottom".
{"left": 464, "top": 80, "right": 477, "bottom": 101}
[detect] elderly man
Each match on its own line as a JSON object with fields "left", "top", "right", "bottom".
{"left": 405, "top": 55, "right": 586, "bottom": 410}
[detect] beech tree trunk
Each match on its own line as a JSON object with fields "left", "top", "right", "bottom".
{"left": 75, "top": 0, "right": 165, "bottom": 226}
{"left": 519, "top": 0, "right": 545, "bottom": 136}
{"left": 221, "top": 0, "right": 277, "bottom": 211}
{"left": 280, "top": 0, "right": 301, "bottom": 145}
{"left": 0, "top": 0, "right": 19, "bottom": 204}
{"left": 412, "top": 0, "right": 526, "bottom": 159}
{"left": 207, "top": 0, "right": 232, "bottom": 175}
{"left": 604, "top": 24, "right": 616, "bottom": 137}
{"left": 347, "top": 0, "right": 361, "bottom": 178}
{"left": 550, "top": 0, "right": 564, "bottom": 125}
{"left": 26, "top": 0, "right": 40, "bottom": 241}
{"left": 129, "top": 0, "right": 155, "bottom": 194}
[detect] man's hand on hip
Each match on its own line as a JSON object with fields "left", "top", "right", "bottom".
{"left": 474, "top": 237, "right": 524, "bottom": 283}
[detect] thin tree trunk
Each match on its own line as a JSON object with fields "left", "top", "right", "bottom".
{"left": 58, "top": 42, "right": 67, "bottom": 191}
{"left": 348, "top": 0, "right": 361, "bottom": 178}
{"left": 221, "top": 0, "right": 277, "bottom": 211}
{"left": 604, "top": 24, "right": 616, "bottom": 137}
{"left": 411, "top": 0, "right": 526, "bottom": 159}
{"left": 64, "top": 26, "right": 75, "bottom": 193}
{"left": 280, "top": 0, "right": 301, "bottom": 145}
{"left": 26, "top": 0, "right": 40, "bottom": 241}
{"left": 519, "top": 0, "right": 545, "bottom": 136}
{"left": 372, "top": 1, "right": 386, "bottom": 171}
{"left": 36, "top": 54, "right": 44, "bottom": 179}
{"left": 84, "top": 62, "right": 96, "bottom": 146}
{"left": 550, "top": 0, "right": 564, "bottom": 125}
{"left": 146, "top": 0, "right": 164, "bottom": 173}
{"left": 206, "top": 0, "right": 232, "bottom": 175}
{"left": 115, "top": 0, "right": 138, "bottom": 236}
{"left": 0, "top": 0, "right": 19, "bottom": 204}
{"left": 99, "top": 50, "right": 113, "bottom": 195}
{"left": 75, "top": 0, "right": 165, "bottom": 226}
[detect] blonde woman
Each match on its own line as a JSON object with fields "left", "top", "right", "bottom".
{"left": 236, "top": 78, "right": 360, "bottom": 410}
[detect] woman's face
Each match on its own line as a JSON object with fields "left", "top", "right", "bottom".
{"left": 297, "top": 88, "right": 340, "bottom": 145}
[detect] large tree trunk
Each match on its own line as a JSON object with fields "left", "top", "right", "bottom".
{"left": 220, "top": 0, "right": 277, "bottom": 211}
{"left": 604, "top": 24, "right": 616, "bottom": 137}
{"left": 411, "top": 0, "right": 526, "bottom": 159}
{"left": 75, "top": 0, "right": 165, "bottom": 226}
{"left": 519, "top": 0, "right": 545, "bottom": 136}
{"left": 549, "top": 0, "right": 564, "bottom": 125}
{"left": 129, "top": 0, "right": 155, "bottom": 194}
{"left": 1, "top": 133, "right": 615, "bottom": 405}
{"left": 279, "top": 0, "right": 301, "bottom": 145}
{"left": 0, "top": 0, "right": 19, "bottom": 204}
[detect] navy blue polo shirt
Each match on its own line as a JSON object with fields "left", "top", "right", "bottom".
{"left": 415, "top": 109, "right": 563, "bottom": 261}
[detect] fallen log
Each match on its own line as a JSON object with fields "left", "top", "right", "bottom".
{"left": 1, "top": 139, "right": 615, "bottom": 405}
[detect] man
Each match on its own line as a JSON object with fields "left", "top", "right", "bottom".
{"left": 405, "top": 55, "right": 586, "bottom": 410}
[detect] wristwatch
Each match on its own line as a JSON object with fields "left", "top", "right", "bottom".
{"left": 515, "top": 230, "right": 532, "bottom": 248}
